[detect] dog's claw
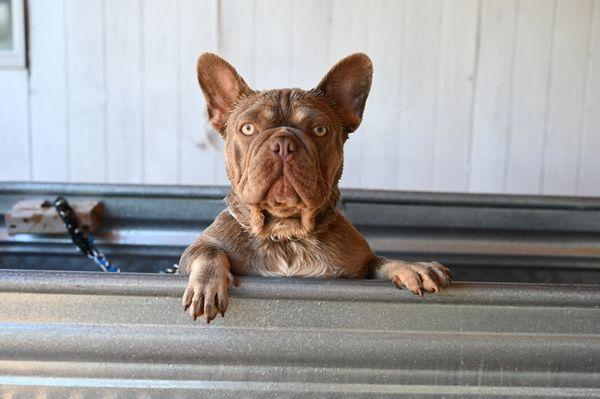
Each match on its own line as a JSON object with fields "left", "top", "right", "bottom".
{"left": 182, "top": 262, "right": 233, "bottom": 323}
{"left": 389, "top": 261, "right": 451, "bottom": 296}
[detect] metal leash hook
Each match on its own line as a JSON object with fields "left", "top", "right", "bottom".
{"left": 54, "top": 197, "right": 120, "bottom": 272}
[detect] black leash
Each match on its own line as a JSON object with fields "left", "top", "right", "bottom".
{"left": 54, "top": 197, "right": 120, "bottom": 272}
{"left": 54, "top": 196, "right": 179, "bottom": 274}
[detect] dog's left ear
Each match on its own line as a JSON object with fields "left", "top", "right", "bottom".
{"left": 315, "top": 53, "right": 373, "bottom": 134}
{"left": 197, "top": 53, "right": 253, "bottom": 135}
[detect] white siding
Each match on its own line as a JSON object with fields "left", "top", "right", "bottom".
{"left": 105, "top": 0, "right": 144, "bottom": 184}
{"left": 542, "top": 0, "right": 594, "bottom": 195}
{"left": 1, "top": 0, "right": 599, "bottom": 196}
{"left": 65, "top": 0, "right": 107, "bottom": 183}
{"left": 0, "top": 69, "right": 30, "bottom": 181}
{"left": 27, "top": 0, "right": 69, "bottom": 181}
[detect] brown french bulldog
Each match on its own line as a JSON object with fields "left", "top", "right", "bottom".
{"left": 180, "top": 53, "right": 451, "bottom": 323}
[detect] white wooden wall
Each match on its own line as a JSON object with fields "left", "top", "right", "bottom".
{"left": 1, "top": 0, "right": 599, "bottom": 196}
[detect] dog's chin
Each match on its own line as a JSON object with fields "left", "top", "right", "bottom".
{"left": 259, "top": 208, "right": 304, "bottom": 240}
{"left": 264, "top": 176, "right": 301, "bottom": 208}
{"left": 259, "top": 180, "right": 307, "bottom": 240}
{"left": 236, "top": 174, "right": 329, "bottom": 241}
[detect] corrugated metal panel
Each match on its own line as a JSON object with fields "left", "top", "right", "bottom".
{"left": 0, "top": 270, "right": 599, "bottom": 398}
{"left": 2, "top": 182, "right": 600, "bottom": 282}
{"left": 0, "top": 183, "right": 599, "bottom": 397}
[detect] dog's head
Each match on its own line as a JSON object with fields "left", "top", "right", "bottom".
{"left": 197, "top": 53, "right": 372, "bottom": 240}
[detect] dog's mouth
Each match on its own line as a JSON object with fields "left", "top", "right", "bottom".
{"left": 264, "top": 174, "right": 301, "bottom": 208}
{"left": 262, "top": 208, "right": 301, "bottom": 225}
{"left": 240, "top": 144, "right": 319, "bottom": 211}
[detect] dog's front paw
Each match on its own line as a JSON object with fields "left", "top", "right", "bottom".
{"left": 387, "top": 261, "right": 451, "bottom": 296}
{"left": 181, "top": 258, "right": 234, "bottom": 323}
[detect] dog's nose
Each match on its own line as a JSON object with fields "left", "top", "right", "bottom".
{"left": 270, "top": 137, "right": 295, "bottom": 160}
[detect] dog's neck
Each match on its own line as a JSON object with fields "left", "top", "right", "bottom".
{"left": 225, "top": 188, "right": 340, "bottom": 241}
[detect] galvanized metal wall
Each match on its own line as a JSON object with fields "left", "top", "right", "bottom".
{"left": 1, "top": 270, "right": 599, "bottom": 398}
{"left": 1, "top": 183, "right": 600, "bottom": 397}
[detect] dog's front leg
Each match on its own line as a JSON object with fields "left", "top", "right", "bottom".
{"left": 179, "top": 242, "right": 234, "bottom": 323}
{"left": 372, "top": 258, "right": 451, "bottom": 296}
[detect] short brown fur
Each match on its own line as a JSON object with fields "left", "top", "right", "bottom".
{"left": 181, "top": 53, "right": 451, "bottom": 323}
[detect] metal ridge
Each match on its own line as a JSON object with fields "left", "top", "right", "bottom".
{"left": 1, "top": 269, "right": 600, "bottom": 307}
{"left": 1, "top": 323, "right": 599, "bottom": 369}
{"left": 2, "top": 181, "right": 600, "bottom": 209}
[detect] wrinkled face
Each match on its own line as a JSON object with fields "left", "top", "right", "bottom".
{"left": 226, "top": 90, "right": 343, "bottom": 218}
{"left": 197, "top": 53, "right": 373, "bottom": 238}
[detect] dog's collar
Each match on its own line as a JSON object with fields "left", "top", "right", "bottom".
{"left": 227, "top": 207, "right": 238, "bottom": 222}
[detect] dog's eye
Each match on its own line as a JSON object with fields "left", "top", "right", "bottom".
{"left": 313, "top": 125, "right": 327, "bottom": 137}
{"left": 240, "top": 123, "right": 256, "bottom": 136}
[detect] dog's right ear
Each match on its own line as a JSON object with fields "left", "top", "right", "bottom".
{"left": 197, "top": 53, "right": 252, "bottom": 135}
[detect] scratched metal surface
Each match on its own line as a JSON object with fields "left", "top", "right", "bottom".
{"left": 1, "top": 182, "right": 600, "bottom": 283}
{"left": 0, "top": 269, "right": 599, "bottom": 398}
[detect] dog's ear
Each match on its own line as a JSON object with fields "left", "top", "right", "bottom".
{"left": 197, "top": 53, "right": 252, "bottom": 134}
{"left": 315, "top": 53, "right": 373, "bottom": 134}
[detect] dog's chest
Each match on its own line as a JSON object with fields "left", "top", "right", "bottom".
{"left": 249, "top": 238, "right": 344, "bottom": 278}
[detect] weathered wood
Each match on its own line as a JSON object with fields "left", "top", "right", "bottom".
{"left": 396, "top": 0, "right": 443, "bottom": 191}
{"left": 542, "top": 0, "right": 594, "bottom": 195}
{"left": 28, "top": 0, "right": 69, "bottom": 182}
{"left": 577, "top": 0, "right": 600, "bottom": 196}
{"left": 329, "top": 0, "right": 368, "bottom": 189}
{"left": 469, "top": 0, "right": 518, "bottom": 192}
{"left": 504, "top": 0, "right": 554, "bottom": 194}
{"left": 363, "top": 0, "right": 405, "bottom": 190}
{"left": 105, "top": 0, "right": 143, "bottom": 184}
{"left": 142, "top": 0, "right": 179, "bottom": 184}
{"left": 432, "top": 0, "right": 478, "bottom": 192}
{"left": 178, "top": 0, "right": 220, "bottom": 185}
{"left": 0, "top": 70, "right": 30, "bottom": 181}
{"left": 66, "top": 0, "right": 106, "bottom": 183}
{"left": 5, "top": 200, "right": 102, "bottom": 235}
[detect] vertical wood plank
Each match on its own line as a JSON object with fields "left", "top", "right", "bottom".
{"left": 215, "top": 0, "right": 257, "bottom": 184}
{"left": 178, "top": 0, "right": 220, "bottom": 185}
{"left": 142, "top": 0, "right": 179, "bottom": 184}
{"left": 28, "top": 0, "right": 69, "bottom": 181}
{"left": 65, "top": 0, "right": 107, "bottom": 183}
{"left": 254, "top": 0, "right": 292, "bottom": 89}
{"left": 0, "top": 70, "right": 30, "bottom": 181}
{"left": 542, "top": 0, "right": 593, "bottom": 195}
{"left": 396, "top": 0, "right": 443, "bottom": 191}
{"left": 290, "top": 0, "right": 331, "bottom": 88}
{"left": 468, "top": 0, "right": 518, "bottom": 193}
{"left": 361, "top": 0, "right": 405, "bottom": 189}
{"left": 504, "top": 0, "right": 554, "bottom": 194}
{"left": 577, "top": 0, "right": 600, "bottom": 196}
{"left": 105, "top": 0, "right": 143, "bottom": 183}
{"left": 432, "top": 0, "right": 478, "bottom": 192}
{"left": 329, "top": 0, "right": 368, "bottom": 188}
{"left": 220, "top": 0, "right": 256, "bottom": 86}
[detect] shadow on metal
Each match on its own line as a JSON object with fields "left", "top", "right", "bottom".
{"left": 2, "top": 182, "right": 600, "bottom": 283}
